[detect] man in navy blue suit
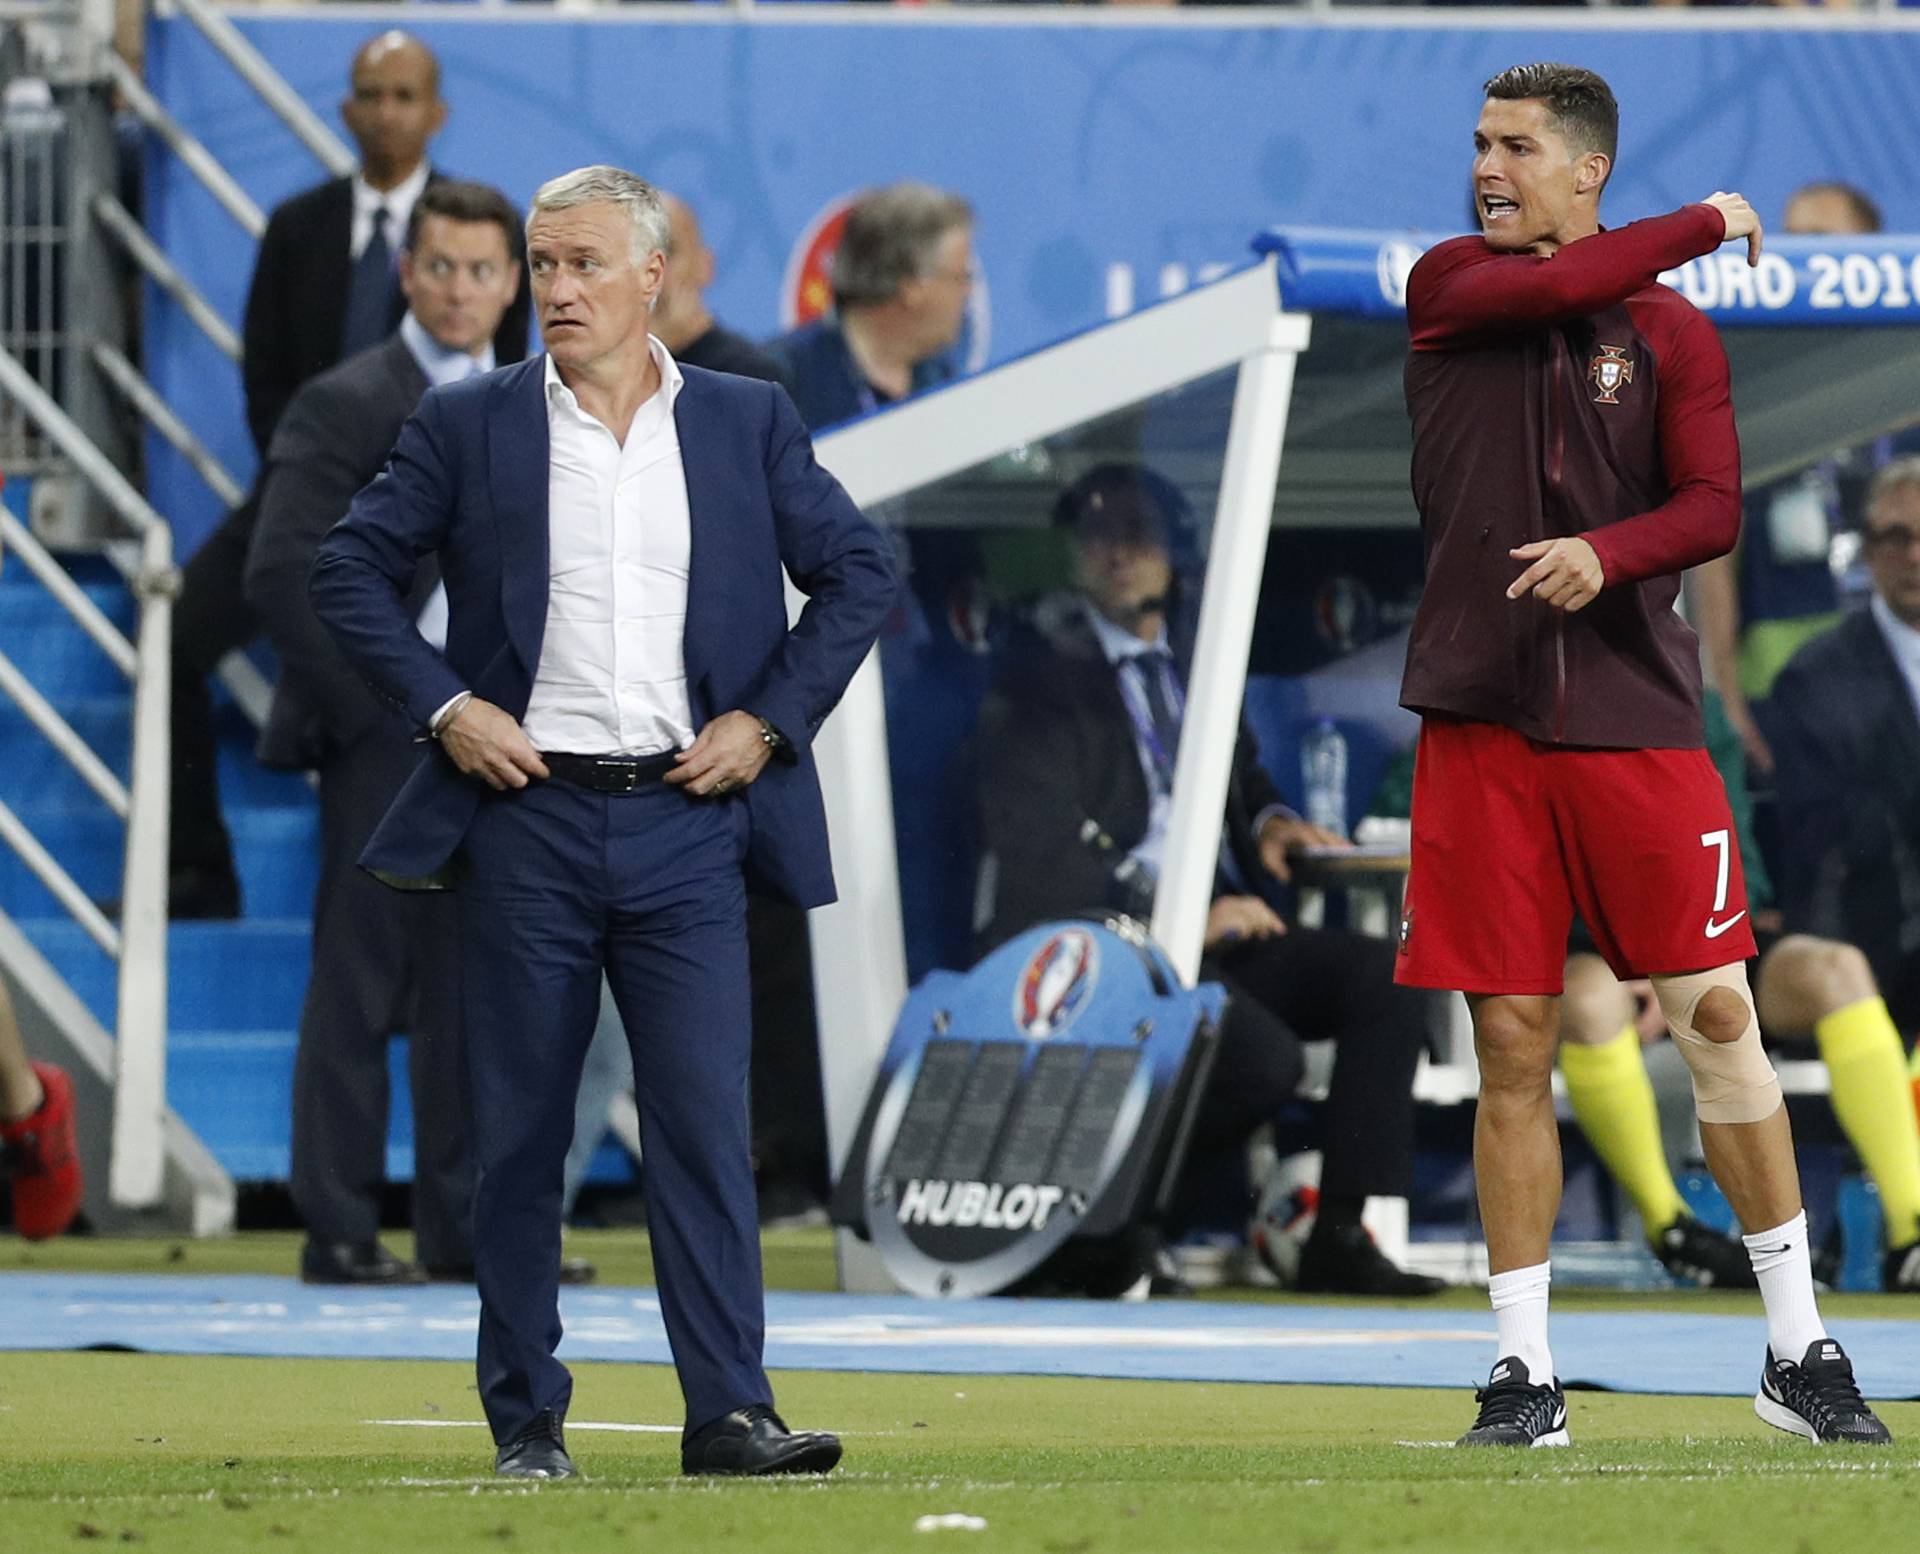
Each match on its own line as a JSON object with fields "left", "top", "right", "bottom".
{"left": 310, "top": 165, "right": 896, "bottom": 1481}
{"left": 1769, "top": 457, "right": 1920, "bottom": 1050}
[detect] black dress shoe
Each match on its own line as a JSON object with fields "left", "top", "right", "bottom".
{"left": 495, "top": 1409, "right": 576, "bottom": 1480}
{"left": 423, "top": 1256, "right": 597, "bottom": 1286}
{"left": 1295, "top": 1221, "right": 1446, "bottom": 1296}
{"left": 299, "top": 1239, "right": 427, "bottom": 1286}
{"left": 681, "top": 1404, "right": 842, "bottom": 1477}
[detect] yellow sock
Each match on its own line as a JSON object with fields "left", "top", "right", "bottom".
{"left": 1817, "top": 997, "right": 1920, "bottom": 1247}
{"left": 1560, "top": 1026, "right": 1688, "bottom": 1239}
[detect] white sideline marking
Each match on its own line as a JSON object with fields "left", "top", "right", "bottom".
{"left": 368, "top": 1419, "right": 677, "bottom": 1433}
{"left": 768, "top": 1319, "right": 1492, "bottom": 1350}
{"left": 366, "top": 1419, "right": 875, "bottom": 1435}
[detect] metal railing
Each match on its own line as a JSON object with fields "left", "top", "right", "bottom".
{"left": 105, "top": 53, "right": 264, "bottom": 241}
{"left": 0, "top": 74, "right": 73, "bottom": 475}
{"left": 167, "top": 0, "right": 352, "bottom": 178}
{"left": 0, "top": 344, "right": 174, "bottom": 1208}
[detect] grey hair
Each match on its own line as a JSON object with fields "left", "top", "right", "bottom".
{"left": 528, "top": 165, "right": 670, "bottom": 264}
{"left": 1866, "top": 455, "right": 1920, "bottom": 520}
{"left": 830, "top": 182, "right": 973, "bottom": 311}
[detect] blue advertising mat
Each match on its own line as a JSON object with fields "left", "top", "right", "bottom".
{"left": 3, "top": 1274, "right": 1917, "bottom": 1401}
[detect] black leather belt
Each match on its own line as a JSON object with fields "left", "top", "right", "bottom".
{"left": 541, "top": 751, "right": 677, "bottom": 794}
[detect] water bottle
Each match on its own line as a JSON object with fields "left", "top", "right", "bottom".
{"left": 1835, "top": 1176, "right": 1883, "bottom": 1294}
{"left": 1300, "top": 718, "right": 1348, "bottom": 839}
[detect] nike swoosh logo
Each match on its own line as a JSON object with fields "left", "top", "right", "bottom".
{"left": 1705, "top": 911, "right": 1749, "bottom": 939}
{"left": 1750, "top": 1244, "right": 1790, "bottom": 1256}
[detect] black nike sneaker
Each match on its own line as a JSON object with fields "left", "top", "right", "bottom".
{"left": 1652, "top": 1215, "right": 1758, "bottom": 1289}
{"left": 1883, "top": 1241, "right": 1920, "bottom": 1293}
{"left": 1755, "top": 1338, "right": 1894, "bottom": 1444}
{"left": 1457, "top": 1356, "right": 1570, "bottom": 1448}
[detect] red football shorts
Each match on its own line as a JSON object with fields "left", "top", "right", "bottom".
{"left": 1395, "top": 718, "right": 1760, "bottom": 994}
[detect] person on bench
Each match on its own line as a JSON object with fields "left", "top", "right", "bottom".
{"left": 975, "top": 463, "right": 1442, "bottom": 1297}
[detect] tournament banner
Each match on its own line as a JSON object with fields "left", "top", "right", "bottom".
{"left": 1256, "top": 228, "right": 1920, "bottom": 327}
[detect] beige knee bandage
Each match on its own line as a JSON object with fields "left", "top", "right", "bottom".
{"left": 1653, "top": 965, "right": 1783, "bottom": 1125}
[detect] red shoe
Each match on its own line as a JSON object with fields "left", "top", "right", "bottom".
{"left": 3, "top": 1061, "right": 83, "bottom": 1239}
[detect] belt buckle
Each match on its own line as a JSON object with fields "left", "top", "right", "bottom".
{"left": 594, "top": 759, "right": 637, "bottom": 795}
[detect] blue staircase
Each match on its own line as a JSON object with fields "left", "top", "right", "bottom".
{"left": 0, "top": 511, "right": 434, "bottom": 1184}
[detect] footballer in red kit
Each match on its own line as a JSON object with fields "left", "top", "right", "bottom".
{"left": 1398, "top": 62, "right": 1890, "bottom": 1449}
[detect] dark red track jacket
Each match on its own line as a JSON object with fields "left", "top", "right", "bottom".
{"left": 1399, "top": 204, "right": 1740, "bottom": 749}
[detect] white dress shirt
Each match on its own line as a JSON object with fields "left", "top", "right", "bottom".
{"left": 401, "top": 312, "right": 493, "bottom": 657}
{"left": 350, "top": 161, "right": 430, "bottom": 261}
{"left": 1087, "top": 605, "right": 1180, "bottom": 882}
{"left": 520, "top": 337, "right": 695, "bottom": 756}
{"left": 1871, "top": 592, "right": 1920, "bottom": 723}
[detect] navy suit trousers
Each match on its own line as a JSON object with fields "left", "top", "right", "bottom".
{"left": 458, "top": 776, "right": 772, "bottom": 1444}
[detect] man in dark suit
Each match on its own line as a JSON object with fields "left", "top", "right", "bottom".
{"left": 1768, "top": 456, "right": 1920, "bottom": 1046}
{"left": 244, "top": 181, "right": 523, "bottom": 1286}
{"left": 166, "top": 31, "right": 530, "bottom": 919}
{"left": 766, "top": 182, "right": 970, "bottom": 432}
{"left": 311, "top": 166, "right": 895, "bottom": 1481}
{"left": 977, "top": 465, "right": 1443, "bottom": 1296}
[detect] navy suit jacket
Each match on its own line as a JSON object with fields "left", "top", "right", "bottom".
{"left": 308, "top": 356, "right": 898, "bottom": 907}
{"left": 1765, "top": 609, "right": 1920, "bottom": 992}
{"left": 765, "top": 317, "right": 956, "bottom": 433}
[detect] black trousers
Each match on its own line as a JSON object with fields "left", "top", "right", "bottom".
{"left": 747, "top": 897, "right": 827, "bottom": 1198}
{"left": 1174, "top": 926, "right": 1428, "bottom": 1222}
{"left": 1887, "top": 948, "right": 1920, "bottom": 1041}
{"left": 169, "top": 499, "right": 257, "bottom": 887}
{"left": 288, "top": 729, "right": 471, "bottom": 1266}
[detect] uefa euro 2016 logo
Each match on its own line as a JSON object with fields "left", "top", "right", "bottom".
{"left": 1588, "top": 344, "right": 1635, "bottom": 406}
{"left": 1012, "top": 929, "right": 1098, "bottom": 1039}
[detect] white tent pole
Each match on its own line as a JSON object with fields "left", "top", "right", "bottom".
{"left": 1152, "top": 312, "right": 1310, "bottom": 985}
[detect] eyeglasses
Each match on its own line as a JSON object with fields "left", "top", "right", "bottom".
{"left": 1863, "top": 525, "right": 1920, "bottom": 554}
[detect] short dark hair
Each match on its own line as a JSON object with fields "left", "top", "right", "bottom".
{"left": 1484, "top": 62, "right": 1619, "bottom": 165}
{"left": 1787, "top": 181, "right": 1883, "bottom": 235}
{"left": 404, "top": 179, "right": 522, "bottom": 259}
{"left": 1053, "top": 463, "right": 1188, "bottom": 544}
{"left": 1055, "top": 463, "right": 1213, "bottom": 578}
{"left": 830, "top": 182, "right": 973, "bottom": 311}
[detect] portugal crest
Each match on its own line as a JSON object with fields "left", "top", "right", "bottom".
{"left": 1588, "top": 344, "right": 1635, "bottom": 406}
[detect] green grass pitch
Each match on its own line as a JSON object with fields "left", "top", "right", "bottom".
{"left": 2, "top": 1231, "right": 1917, "bottom": 1553}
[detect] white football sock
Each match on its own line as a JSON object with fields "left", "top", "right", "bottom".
{"left": 1487, "top": 1261, "right": 1554, "bottom": 1383}
{"left": 1743, "top": 1211, "right": 1826, "bottom": 1361}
